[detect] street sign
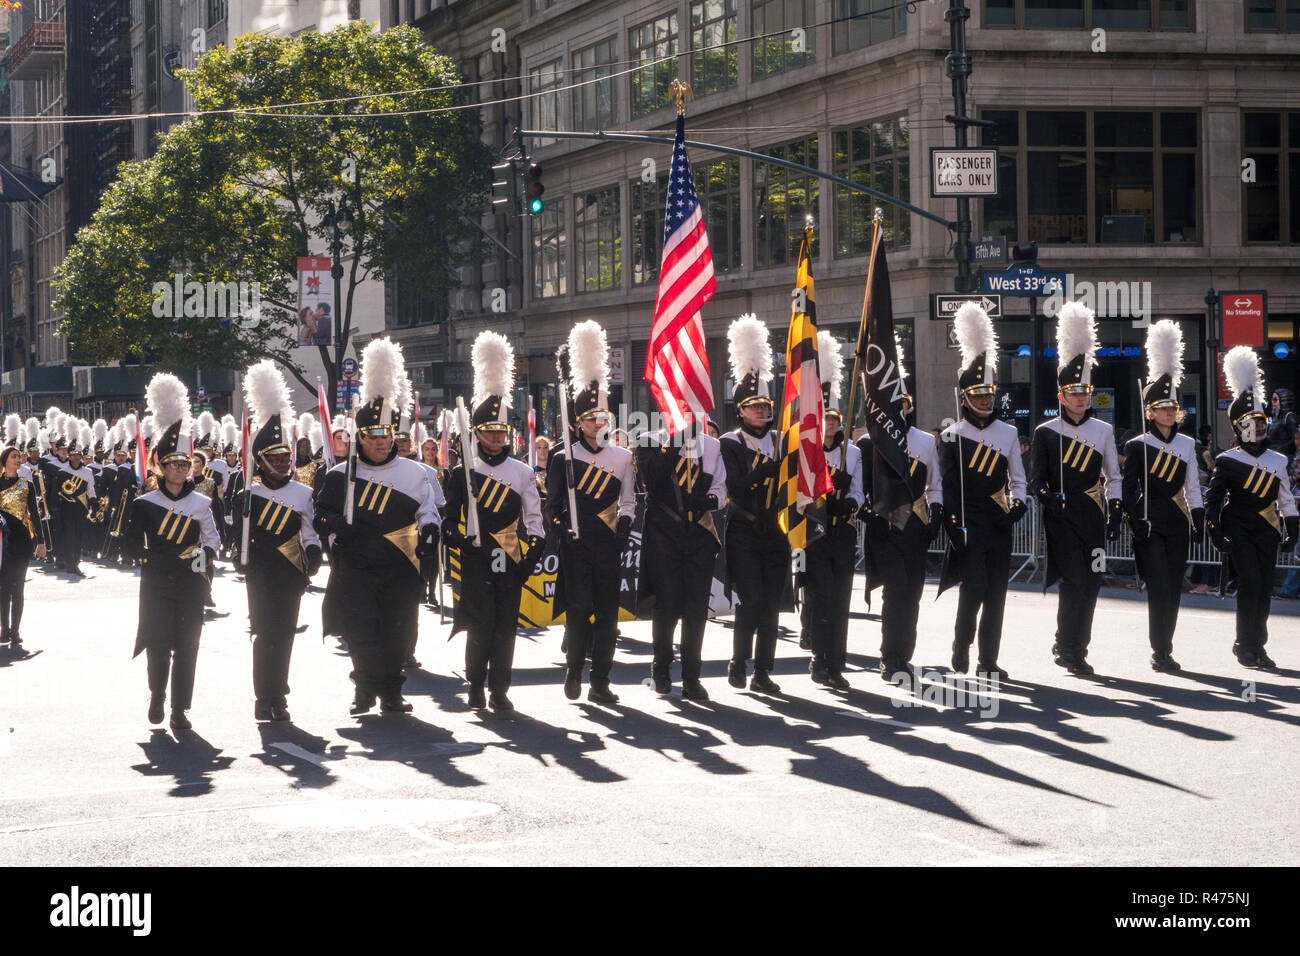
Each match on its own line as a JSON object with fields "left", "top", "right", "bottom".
{"left": 1221, "top": 290, "right": 1266, "bottom": 348}
{"left": 196, "top": 385, "right": 207, "bottom": 400}
{"left": 945, "top": 322, "right": 960, "bottom": 350}
{"left": 970, "top": 237, "right": 1007, "bottom": 265}
{"left": 931, "top": 293, "right": 1002, "bottom": 322}
{"left": 609, "top": 347, "right": 625, "bottom": 385}
{"left": 341, "top": 357, "right": 358, "bottom": 379}
{"left": 930, "top": 148, "right": 1000, "bottom": 197}
{"left": 981, "top": 265, "right": 1066, "bottom": 297}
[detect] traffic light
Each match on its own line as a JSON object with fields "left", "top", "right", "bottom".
{"left": 1011, "top": 241, "right": 1038, "bottom": 264}
{"left": 526, "top": 163, "right": 545, "bottom": 215}
{"left": 491, "top": 160, "right": 518, "bottom": 214}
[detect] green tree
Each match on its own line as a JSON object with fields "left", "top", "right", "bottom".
{"left": 56, "top": 22, "right": 491, "bottom": 396}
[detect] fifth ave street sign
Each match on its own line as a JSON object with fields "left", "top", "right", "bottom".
{"left": 930, "top": 148, "right": 1000, "bottom": 197}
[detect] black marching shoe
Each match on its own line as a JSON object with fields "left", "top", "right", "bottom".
{"left": 978, "top": 663, "right": 1010, "bottom": 682}
{"left": 403, "top": 656, "right": 421, "bottom": 669}
{"left": 798, "top": 635, "right": 811, "bottom": 650}
{"left": 1067, "top": 659, "right": 1095, "bottom": 676}
{"left": 681, "top": 679, "right": 709, "bottom": 702}
{"left": 148, "top": 696, "right": 165, "bottom": 725}
{"left": 350, "top": 692, "right": 377, "bottom": 716}
{"left": 380, "top": 694, "right": 414, "bottom": 713}
{"left": 1051, "top": 642, "right": 1076, "bottom": 669}
{"left": 1150, "top": 654, "right": 1181, "bottom": 673}
{"left": 951, "top": 644, "right": 970, "bottom": 674}
{"left": 467, "top": 684, "right": 487, "bottom": 710}
{"left": 169, "top": 710, "right": 192, "bottom": 731}
{"left": 564, "top": 667, "right": 582, "bottom": 700}
{"left": 727, "top": 659, "right": 747, "bottom": 689}
{"left": 809, "top": 659, "right": 830, "bottom": 686}
{"left": 1256, "top": 650, "right": 1276, "bottom": 669}
{"left": 881, "top": 661, "right": 916, "bottom": 686}
{"left": 652, "top": 671, "right": 672, "bottom": 695}
{"left": 254, "top": 700, "right": 274, "bottom": 722}
{"left": 489, "top": 691, "right": 514, "bottom": 713}
{"left": 826, "top": 672, "right": 851, "bottom": 691}
{"left": 7, "top": 631, "right": 19, "bottom": 648}
{"left": 271, "top": 704, "right": 291, "bottom": 722}
{"left": 588, "top": 682, "right": 620, "bottom": 705}
{"left": 750, "top": 670, "right": 781, "bottom": 694}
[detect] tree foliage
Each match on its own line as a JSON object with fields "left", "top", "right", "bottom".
{"left": 56, "top": 22, "right": 491, "bottom": 394}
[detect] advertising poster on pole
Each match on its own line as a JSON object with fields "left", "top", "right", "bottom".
{"left": 296, "top": 256, "right": 333, "bottom": 347}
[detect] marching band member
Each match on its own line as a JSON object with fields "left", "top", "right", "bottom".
{"left": 720, "top": 314, "right": 789, "bottom": 695}
{"left": 1029, "top": 302, "right": 1122, "bottom": 676}
{"left": 443, "top": 331, "right": 544, "bottom": 711}
{"left": 1122, "top": 320, "right": 1204, "bottom": 671}
{"left": 123, "top": 374, "right": 221, "bottom": 730}
{"left": 54, "top": 422, "right": 98, "bottom": 577}
{"left": 546, "top": 320, "right": 635, "bottom": 705}
{"left": 938, "top": 302, "right": 1027, "bottom": 680}
{"left": 1206, "top": 347, "right": 1298, "bottom": 668}
{"left": 0, "top": 445, "right": 45, "bottom": 648}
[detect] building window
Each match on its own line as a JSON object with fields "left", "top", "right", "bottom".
{"left": 696, "top": 158, "right": 741, "bottom": 272}
{"left": 984, "top": 0, "right": 1192, "bottom": 28}
{"left": 575, "top": 187, "right": 622, "bottom": 293}
{"left": 1245, "top": 0, "right": 1300, "bottom": 29}
{"left": 752, "top": 0, "right": 815, "bottom": 79}
{"left": 832, "top": 0, "right": 907, "bottom": 54}
{"left": 833, "top": 116, "right": 910, "bottom": 256}
{"left": 1243, "top": 112, "right": 1300, "bottom": 243}
{"left": 630, "top": 173, "right": 670, "bottom": 287}
{"left": 529, "top": 60, "right": 561, "bottom": 147}
{"left": 754, "top": 136, "right": 819, "bottom": 268}
{"left": 532, "top": 198, "right": 567, "bottom": 299}
{"left": 208, "top": 0, "right": 227, "bottom": 26}
{"left": 980, "top": 109, "right": 1199, "bottom": 245}
{"left": 690, "top": 0, "right": 738, "bottom": 96}
{"left": 532, "top": 0, "right": 560, "bottom": 12}
{"left": 572, "top": 39, "right": 617, "bottom": 132}
{"left": 393, "top": 277, "right": 446, "bottom": 328}
{"left": 629, "top": 14, "right": 679, "bottom": 118}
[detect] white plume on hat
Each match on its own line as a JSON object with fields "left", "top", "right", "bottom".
{"left": 45, "top": 406, "right": 62, "bottom": 434}
{"left": 120, "top": 413, "right": 138, "bottom": 442}
{"left": 396, "top": 375, "right": 414, "bottom": 432}
{"left": 92, "top": 418, "right": 108, "bottom": 448}
{"left": 309, "top": 422, "right": 324, "bottom": 455}
{"left": 197, "top": 410, "right": 216, "bottom": 443}
{"left": 4, "top": 413, "right": 20, "bottom": 444}
{"left": 243, "top": 359, "right": 295, "bottom": 432}
{"left": 297, "top": 413, "right": 316, "bottom": 445}
{"left": 816, "top": 330, "right": 844, "bottom": 407}
{"left": 472, "top": 331, "right": 515, "bottom": 407}
{"left": 1055, "top": 300, "right": 1099, "bottom": 372}
{"left": 567, "top": 320, "right": 610, "bottom": 396}
{"left": 1145, "top": 319, "right": 1184, "bottom": 391}
{"left": 358, "top": 337, "right": 406, "bottom": 411}
{"left": 141, "top": 416, "right": 155, "bottom": 444}
{"left": 25, "top": 417, "right": 40, "bottom": 444}
{"left": 146, "top": 373, "right": 192, "bottom": 437}
{"left": 107, "top": 423, "right": 121, "bottom": 449}
{"left": 54, "top": 413, "right": 68, "bottom": 441}
{"left": 38, "top": 427, "right": 49, "bottom": 453}
{"left": 78, "top": 422, "right": 93, "bottom": 454}
{"left": 221, "top": 419, "right": 240, "bottom": 451}
{"left": 437, "top": 408, "right": 456, "bottom": 439}
{"left": 727, "top": 313, "right": 773, "bottom": 385}
{"left": 415, "top": 421, "right": 429, "bottom": 445}
{"left": 953, "top": 301, "right": 998, "bottom": 376}
{"left": 1222, "top": 346, "right": 1265, "bottom": 408}
{"left": 331, "top": 413, "right": 349, "bottom": 435}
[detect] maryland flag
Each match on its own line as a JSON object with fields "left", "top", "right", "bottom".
{"left": 776, "top": 225, "right": 832, "bottom": 549}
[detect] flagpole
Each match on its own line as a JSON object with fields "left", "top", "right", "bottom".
{"left": 843, "top": 209, "right": 885, "bottom": 471}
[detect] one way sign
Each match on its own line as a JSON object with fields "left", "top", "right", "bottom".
{"left": 930, "top": 293, "right": 1002, "bottom": 322}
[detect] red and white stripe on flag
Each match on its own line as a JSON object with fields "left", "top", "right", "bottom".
{"left": 317, "top": 383, "right": 335, "bottom": 468}
{"left": 240, "top": 406, "right": 251, "bottom": 481}
{"left": 136, "top": 428, "right": 147, "bottom": 486}
{"left": 645, "top": 115, "right": 716, "bottom": 434}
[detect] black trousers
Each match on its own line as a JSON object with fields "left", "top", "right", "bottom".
{"left": 56, "top": 504, "right": 86, "bottom": 571}
{"left": 953, "top": 521, "right": 1012, "bottom": 667}
{"left": 331, "top": 556, "right": 420, "bottom": 698}
{"left": 1134, "top": 526, "right": 1188, "bottom": 655}
{"left": 877, "top": 516, "right": 930, "bottom": 669}
{"left": 421, "top": 552, "right": 439, "bottom": 605}
{"left": 141, "top": 588, "right": 205, "bottom": 711}
{"left": 1044, "top": 515, "right": 1104, "bottom": 660}
{"left": 1228, "top": 531, "right": 1278, "bottom": 655}
{"left": 644, "top": 522, "right": 718, "bottom": 682}
{"left": 802, "top": 521, "right": 857, "bottom": 674}
{"left": 560, "top": 539, "right": 621, "bottom": 684}
{"left": 729, "top": 528, "right": 789, "bottom": 672}
{"left": 1, "top": 546, "right": 31, "bottom": 636}
{"left": 460, "top": 550, "right": 524, "bottom": 694}
{"left": 247, "top": 568, "right": 305, "bottom": 706}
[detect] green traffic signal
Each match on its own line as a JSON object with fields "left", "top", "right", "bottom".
{"left": 529, "top": 197, "right": 546, "bottom": 215}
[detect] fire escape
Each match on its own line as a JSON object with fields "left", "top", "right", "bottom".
{"left": 89, "top": 0, "right": 132, "bottom": 194}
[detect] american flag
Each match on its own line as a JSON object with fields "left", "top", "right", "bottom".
{"left": 645, "top": 115, "right": 716, "bottom": 434}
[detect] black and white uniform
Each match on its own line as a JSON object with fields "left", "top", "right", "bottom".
{"left": 1122, "top": 425, "right": 1204, "bottom": 658}
{"left": 99, "top": 462, "right": 136, "bottom": 564}
{"left": 863, "top": 426, "right": 943, "bottom": 671}
{"left": 636, "top": 429, "right": 728, "bottom": 684}
{"left": 19, "top": 456, "right": 52, "bottom": 557}
{"left": 232, "top": 476, "right": 322, "bottom": 709}
{"left": 0, "top": 475, "right": 42, "bottom": 642}
{"left": 417, "top": 460, "right": 446, "bottom": 607}
{"left": 938, "top": 411, "right": 1028, "bottom": 669}
{"left": 444, "top": 449, "right": 544, "bottom": 695}
{"left": 124, "top": 481, "right": 222, "bottom": 712}
{"left": 1205, "top": 445, "right": 1298, "bottom": 658}
{"left": 545, "top": 436, "right": 636, "bottom": 686}
{"left": 314, "top": 450, "right": 440, "bottom": 700}
{"left": 53, "top": 460, "right": 98, "bottom": 573}
{"left": 720, "top": 425, "right": 790, "bottom": 675}
{"left": 801, "top": 434, "right": 863, "bottom": 678}
{"left": 1029, "top": 410, "right": 1121, "bottom": 664}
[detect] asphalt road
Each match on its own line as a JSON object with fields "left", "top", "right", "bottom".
{"left": 2, "top": 558, "right": 1298, "bottom": 866}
